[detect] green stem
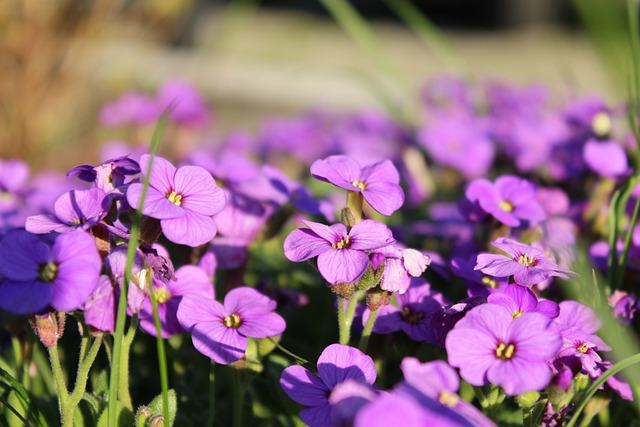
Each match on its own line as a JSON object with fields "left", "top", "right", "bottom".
{"left": 48, "top": 345, "right": 68, "bottom": 413}
{"left": 337, "top": 296, "right": 349, "bottom": 345}
{"left": 207, "top": 361, "right": 215, "bottom": 427}
{"left": 267, "top": 338, "right": 310, "bottom": 365}
{"left": 566, "top": 352, "right": 640, "bottom": 427}
{"left": 233, "top": 371, "right": 245, "bottom": 427}
{"left": 344, "top": 292, "right": 361, "bottom": 331}
{"left": 359, "top": 308, "right": 379, "bottom": 352}
{"left": 61, "top": 335, "right": 104, "bottom": 427}
{"left": 108, "top": 114, "right": 167, "bottom": 427}
{"left": 11, "top": 336, "right": 23, "bottom": 383}
{"left": 150, "top": 290, "right": 170, "bottom": 425}
{"left": 119, "top": 314, "right": 138, "bottom": 411}
{"left": 346, "top": 191, "right": 364, "bottom": 224}
{"left": 618, "top": 192, "right": 640, "bottom": 275}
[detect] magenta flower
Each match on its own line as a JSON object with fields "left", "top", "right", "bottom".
{"left": 25, "top": 188, "right": 111, "bottom": 234}
{"left": 445, "top": 303, "right": 562, "bottom": 395}
{"left": 0, "top": 230, "right": 101, "bottom": 314}
{"left": 475, "top": 238, "right": 575, "bottom": 286}
{"left": 310, "top": 155, "right": 404, "bottom": 216}
{"left": 280, "top": 344, "right": 377, "bottom": 427}
{"left": 487, "top": 284, "right": 559, "bottom": 318}
{"left": 127, "top": 155, "right": 226, "bottom": 247}
{"left": 139, "top": 265, "right": 214, "bottom": 338}
{"left": 177, "top": 287, "right": 285, "bottom": 364}
{"left": 583, "top": 139, "right": 629, "bottom": 178}
{"left": 465, "top": 175, "right": 546, "bottom": 227}
{"left": 67, "top": 156, "right": 141, "bottom": 195}
{"left": 284, "top": 219, "right": 395, "bottom": 284}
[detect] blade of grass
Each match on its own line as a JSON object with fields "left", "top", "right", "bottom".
{"left": 149, "top": 288, "right": 170, "bottom": 425}
{"left": 108, "top": 113, "right": 168, "bottom": 427}
{"left": 0, "top": 366, "right": 47, "bottom": 427}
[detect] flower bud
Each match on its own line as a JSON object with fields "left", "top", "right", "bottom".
{"left": 331, "top": 282, "right": 355, "bottom": 299}
{"left": 366, "top": 288, "right": 392, "bottom": 311}
{"left": 29, "top": 312, "right": 65, "bottom": 347}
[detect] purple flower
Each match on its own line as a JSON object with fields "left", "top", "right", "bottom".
{"left": 475, "top": 238, "right": 575, "bottom": 286}
{"left": 67, "top": 156, "right": 141, "bottom": 195}
{"left": 365, "top": 279, "right": 444, "bottom": 343}
{"left": 99, "top": 92, "right": 159, "bottom": 127}
{"left": 583, "top": 139, "right": 629, "bottom": 178}
{"left": 177, "top": 287, "right": 285, "bottom": 364}
{"left": 450, "top": 256, "right": 506, "bottom": 297}
{"left": 445, "top": 303, "right": 562, "bottom": 395}
{"left": 0, "top": 230, "right": 101, "bottom": 314}
{"left": 283, "top": 219, "right": 395, "bottom": 284}
{"left": 608, "top": 290, "right": 638, "bottom": 325}
{"left": 465, "top": 175, "right": 546, "bottom": 227}
{"left": 25, "top": 188, "right": 111, "bottom": 234}
{"left": 139, "top": 265, "right": 214, "bottom": 338}
{"left": 487, "top": 284, "right": 559, "bottom": 318}
{"left": 371, "top": 245, "right": 431, "bottom": 294}
{"left": 127, "top": 155, "right": 226, "bottom": 247}
{"left": 157, "top": 80, "right": 212, "bottom": 127}
{"left": 310, "top": 155, "right": 404, "bottom": 216}
{"left": 280, "top": 344, "right": 377, "bottom": 427}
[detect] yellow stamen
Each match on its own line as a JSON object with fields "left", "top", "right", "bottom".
{"left": 351, "top": 180, "right": 367, "bottom": 191}
{"left": 223, "top": 313, "right": 242, "bottom": 329}
{"left": 498, "top": 200, "right": 514, "bottom": 212}
{"left": 495, "top": 342, "right": 516, "bottom": 360}
{"left": 439, "top": 391, "right": 459, "bottom": 407}
{"left": 39, "top": 262, "right": 58, "bottom": 283}
{"left": 154, "top": 287, "right": 172, "bottom": 304}
{"left": 577, "top": 343, "right": 590, "bottom": 354}
{"left": 512, "top": 310, "right": 524, "bottom": 319}
{"left": 332, "top": 235, "right": 350, "bottom": 249}
{"left": 167, "top": 190, "right": 183, "bottom": 206}
{"left": 517, "top": 253, "right": 536, "bottom": 267}
{"left": 481, "top": 276, "right": 498, "bottom": 288}
{"left": 400, "top": 307, "right": 424, "bottom": 324}
{"left": 592, "top": 112, "right": 612, "bottom": 137}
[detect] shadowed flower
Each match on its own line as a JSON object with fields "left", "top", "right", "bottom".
{"left": 177, "top": 287, "right": 285, "bottom": 364}
{"left": 67, "top": 156, "right": 141, "bottom": 196}
{"left": 487, "top": 284, "right": 559, "bottom": 319}
{"left": 446, "top": 303, "right": 562, "bottom": 395}
{"left": 0, "top": 230, "right": 101, "bottom": 314}
{"left": 475, "top": 238, "right": 575, "bottom": 286}
{"left": 280, "top": 344, "right": 378, "bottom": 427}
{"left": 284, "top": 219, "right": 394, "bottom": 284}
{"left": 127, "top": 155, "right": 226, "bottom": 247}
{"left": 310, "top": 155, "right": 404, "bottom": 216}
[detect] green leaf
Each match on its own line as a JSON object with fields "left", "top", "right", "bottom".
{"left": 0, "top": 366, "right": 48, "bottom": 426}
{"left": 97, "top": 402, "right": 134, "bottom": 427}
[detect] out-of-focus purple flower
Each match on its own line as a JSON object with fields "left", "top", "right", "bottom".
{"left": 446, "top": 303, "right": 562, "bottom": 395}
{"left": 0, "top": 159, "right": 30, "bottom": 209}
{"left": 487, "top": 284, "right": 559, "bottom": 319}
{"left": 583, "top": 139, "right": 629, "bottom": 178}
{"left": 139, "top": 265, "right": 214, "bottom": 338}
{"left": 99, "top": 92, "right": 160, "bottom": 127}
{"left": 284, "top": 219, "right": 394, "bottom": 284}
{"left": 259, "top": 113, "right": 334, "bottom": 163}
{"left": 157, "top": 80, "right": 212, "bottom": 127}
{"left": 450, "top": 256, "right": 505, "bottom": 297}
{"left": 365, "top": 279, "right": 444, "bottom": 343}
{"left": 564, "top": 96, "right": 612, "bottom": 138}
{"left": 609, "top": 290, "right": 638, "bottom": 325}
{"left": 418, "top": 114, "right": 495, "bottom": 179}
{"left": 475, "top": 238, "right": 575, "bottom": 286}
{"left": 311, "top": 155, "right": 404, "bottom": 216}
{"left": 177, "top": 287, "right": 285, "bottom": 364}
{"left": 541, "top": 402, "right": 573, "bottom": 427}
{"left": 67, "top": 156, "right": 141, "bottom": 196}
{"left": 421, "top": 76, "right": 472, "bottom": 112}
{"left": 25, "top": 188, "right": 110, "bottom": 234}
{"left": 0, "top": 230, "right": 101, "bottom": 314}
{"left": 127, "top": 155, "right": 226, "bottom": 247}
{"left": 83, "top": 275, "right": 117, "bottom": 332}
{"left": 465, "top": 176, "right": 546, "bottom": 227}
{"left": 280, "top": 344, "right": 377, "bottom": 427}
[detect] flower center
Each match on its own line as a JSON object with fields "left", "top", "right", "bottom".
{"left": 438, "top": 391, "right": 459, "bottom": 407}
{"left": 351, "top": 180, "right": 367, "bottom": 191}
{"left": 70, "top": 217, "right": 86, "bottom": 226}
{"left": 591, "top": 111, "right": 612, "bottom": 137}
{"left": 331, "top": 235, "right": 350, "bottom": 249}
{"left": 495, "top": 342, "right": 516, "bottom": 360}
{"left": 577, "top": 343, "right": 590, "bottom": 354}
{"left": 153, "top": 287, "right": 172, "bottom": 304}
{"left": 223, "top": 313, "right": 242, "bottom": 329}
{"left": 38, "top": 262, "right": 58, "bottom": 283}
{"left": 400, "top": 306, "right": 424, "bottom": 324}
{"left": 481, "top": 276, "right": 498, "bottom": 288}
{"left": 166, "top": 190, "right": 183, "bottom": 206}
{"left": 512, "top": 310, "right": 524, "bottom": 319}
{"left": 517, "top": 253, "right": 536, "bottom": 267}
{"left": 498, "top": 200, "right": 514, "bottom": 212}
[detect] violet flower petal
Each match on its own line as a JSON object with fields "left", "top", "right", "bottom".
{"left": 160, "top": 210, "right": 218, "bottom": 247}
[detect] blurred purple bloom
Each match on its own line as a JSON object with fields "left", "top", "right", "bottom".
{"left": 0, "top": 230, "right": 101, "bottom": 314}
{"left": 608, "top": 290, "right": 638, "bottom": 325}
{"left": 99, "top": 92, "right": 159, "bottom": 127}
{"left": 139, "top": 265, "right": 214, "bottom": 338}
{"left": 280, "top": 344, "right": 377, "bottom": 427}
{"left": 446, "top": 304, "right": 562, "bottom": 395}
{"left": 157, "top": 80, "right": 212, "bottom": 127}
{"left": 83, "top": 275, "right": 117, "bottom": 332}
{"left": 177, "top": 287, "right": 285, "bottom": 364}
{"left": 259, "top": 113, "right": 334, "bottom": 163}
{"left": 26, "top": 188, "right": 110, "bottom": 234}
{"left": 465, "top": 176, "right": 546, "bottom": 227}
{"left": 583, "top": 139, "right": 629, "bottom": 178}
{"left": 311, "top": 155, "right": 404, "bottom": 216}
{"left": 475, "top": 238, "right": 575, "bottom": 286}
{"left": 127, "top": 155, "right": 226, "bottom": 247}
{"left": 284, "top": 219, "right": 394, "bottom": 284}
{"left": 487, "top": 284, "right": 559, "bottom": 319}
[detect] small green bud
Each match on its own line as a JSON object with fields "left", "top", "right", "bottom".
{"left": 340, "top": 207, "right": 356, "bottom": 228}
{"left": 515, "top": 390, "right": 540, "bottom": 408}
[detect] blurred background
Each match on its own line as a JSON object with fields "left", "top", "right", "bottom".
{"left": 0, "top": 0, "right": 625, "bottom": 170}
